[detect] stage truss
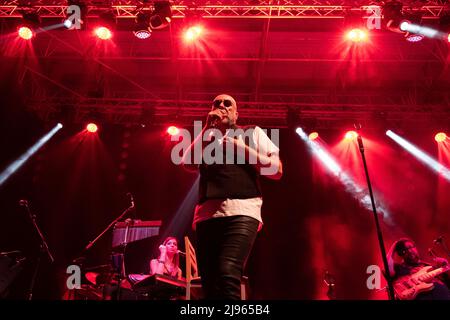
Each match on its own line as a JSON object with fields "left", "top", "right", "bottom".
{"left": 0, "top": 1, "right": 448, "bottom": 19}
{"left": 26, "top": 93, "right": 450, "bottom": 129}
{"left": 3, "top": 1, "right": 450, "bottom": 128}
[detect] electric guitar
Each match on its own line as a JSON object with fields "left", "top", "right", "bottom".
{"left": 393, "top": 265, "right": 450, "bottom": 300}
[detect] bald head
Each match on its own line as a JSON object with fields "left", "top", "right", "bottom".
{"left": 211, "top": 94, "right": 239, "bottom": 127}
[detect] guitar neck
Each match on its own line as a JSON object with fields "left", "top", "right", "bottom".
{"left": 424, "top": 266, "right": 450, "bottom": 278}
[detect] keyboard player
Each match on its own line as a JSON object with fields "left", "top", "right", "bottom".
{"left": 103, "top": 236, "right": 183, "bottom": 300}
{"left": 149, "top": 237, "right": 183, "bottom": 279}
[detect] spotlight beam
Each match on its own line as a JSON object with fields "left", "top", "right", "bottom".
{"left": 0, "top": 123, "right": 63, "bottom": 187}
{"left": 400, "top": 22, "right": 445, "bottom": 39}
{"left": 386, "top": 130, "right": 450, "bottom": 181}
{"left": 161, "top": 175, "right": 199, "bottom": 239}
{"left": 296, "top": 127, "right": 392, "bottom": 221}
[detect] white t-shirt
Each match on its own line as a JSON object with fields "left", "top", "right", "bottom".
{"left": 193, "top": 126, "right": 280, "bottom": 231}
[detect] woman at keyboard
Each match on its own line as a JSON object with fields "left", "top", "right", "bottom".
{"left": 149, "top": 237, "right": 183, "bottom": 279}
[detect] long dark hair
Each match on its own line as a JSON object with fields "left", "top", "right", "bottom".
{"left": 159, "top": 237, "right": 180, "bottom": 277}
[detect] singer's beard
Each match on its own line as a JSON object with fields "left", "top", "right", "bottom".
{"left": 221, "top": 115, "right": 236, "bottom": 127}
{"left": 212, "top": 116, "right": 234, "bottom": 131}
{"left": 405, "top": 254, "right": 420, "bottom": 265}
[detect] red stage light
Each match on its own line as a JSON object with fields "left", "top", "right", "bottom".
{"left": 346, "top": 28, "right": 367, "bottom": 42}
{"left": 86, "top": 123, "right": 98, "bottom": 133}
{"left": 309, "top": 132, "right": 319, "bottom": 141}
{"left": 18, "top": 26, "right": 34, "bottom": 40}
{"left": 167, "top": 126, "right": 179, "bottom": 136}
{"left": 95, "top": 26, "right": 112, "bottom": 40}
{"left": 435, "top": 132, "right": 447, "bottom": 143}
{"left": 345, "top": 131, "right": 358, "bottom": 141}
{"left": 184, "top": 25, "right": 203, "bottom": 42}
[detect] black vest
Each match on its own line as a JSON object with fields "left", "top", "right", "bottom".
{"left": 198, "top": 125, "right": 262, "bottom": 203}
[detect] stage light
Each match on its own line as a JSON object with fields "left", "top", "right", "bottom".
{"left": 400, "top": 22, "right": 440, "bottom": 40}
{"left": 383, "top": 1, "right": 404, "bottom": 33}
{"left": 346, "top": 28, "right": 367, "bottom": 42}
{"left": 405, "top": 34, "right": 424, "bottom": 42}
{"left": 435, "top": 132, "right": 447, "bottom": 143}
{"left": 86, "top": 123, "right": 98, "bottom": 133}
{"left": 345, "top": 131, "right": 358, "bottom": 141}
{"left": 309, "top": 132, "right": 319, "bottom": 141}
{"left": 0, "top": 123, "right": 62, "bottom": 186}
{"left": 63, "top": 19, "right": 73, "bottom": 29}
{"left": 184, "top": 25, "right": 203, "bottom": 42}
{"left": 18, "top": 11, "right": 40, "bottom": 39}
{"left": 399, "top": 21, "right": 410, "bottom": 31}
{"left": 94, "top": 26, "right": 112, "bottom": 40}
{"left": 18, "top": 26, "right": 34, "bottom": 40}
{"left": 134, "top": 29, "right": 151, "bottom": 39}
{"left": 448, "top": 34, "right": 450, "bottom": 42}
{"left": 384, "top": 7, "right": 436, "bottom": 41}
{"left": 167, "top": 126, "right": 179, "bottom": 136}
{"left": 63, "top": 2, "right": 86, "bottom": 30}
{"left": 134, "top": 12, "right": 152, "bottom": 39}
{"left": 149, "top": 1, "right": 172, "bottom": 30}
{"left": 386, "top": 130, "right": 450, "bottom": 181}
{"left": 95, "top": 10, "right": 116, "bottom": 40}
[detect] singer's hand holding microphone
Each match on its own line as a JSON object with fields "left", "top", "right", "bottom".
{"left": 207, "top": 109, "right": 224, "bottom": 128}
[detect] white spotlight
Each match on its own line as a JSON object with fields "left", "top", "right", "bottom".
{"left": 386, "top": 130, "right": 450, "bottom": 181}
{"left": 0, "top": 123, "right": 63, "bottom": 186}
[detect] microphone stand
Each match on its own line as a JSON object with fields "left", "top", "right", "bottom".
{"left": 435, "top": 238, "right": 450, "bottom": 258}
{"left": 72, "top": 195, "right": 135, "bottom": 300}
{"left": 20, "top": 201, "right": 55, "bottom": 300}
{"left": 80, "top": 203, "right": 135, "bottom": 255}
{"left": 355, "top": 127, "right": 395, "bottom": 300}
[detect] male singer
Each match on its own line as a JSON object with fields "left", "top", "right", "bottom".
{"left": 181, "top": 94, "right": 282, "bottom": 299}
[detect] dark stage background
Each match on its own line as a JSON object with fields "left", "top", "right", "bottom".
{"left": 1, "top": 74, "right": 449, "bottom": 299}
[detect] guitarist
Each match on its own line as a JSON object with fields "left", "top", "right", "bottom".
{"left": 387, "top": 238, "right": 450, "bottom": 300}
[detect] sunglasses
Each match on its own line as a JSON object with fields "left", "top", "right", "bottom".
{"left": 213, "top": 99, "right": 233, "bottom": 108}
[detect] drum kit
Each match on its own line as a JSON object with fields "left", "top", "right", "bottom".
{"left": 64, "top": 264, "right": 186, "bottom": 300}
{"left": 64, "top": 218, "right": 185, "bottom": 300}
{"left": 62, "top": 264, "right": 114, "bottom": 300}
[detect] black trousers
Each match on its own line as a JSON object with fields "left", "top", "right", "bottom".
{"left": 196, "top": 215, "right": 259, "bottom": 300}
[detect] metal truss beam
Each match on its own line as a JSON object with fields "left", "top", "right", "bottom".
{"left": 26, "top": 95, "right": 450, "bottom": 129}
{"left": 0, "top": 1, "right": 448, "bottom": 19}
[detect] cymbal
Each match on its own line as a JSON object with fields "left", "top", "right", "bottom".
{"left": 85, "top": 272, "right": 99, "bottom": 286}
{"left": 85, "top": 271, "right": 113, "bottom": 286}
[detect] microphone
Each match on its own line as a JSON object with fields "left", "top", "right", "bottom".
{"left": 177, "top": 250, "right": 186, "bottom": 256}
{"left": 19, "top": 199, "right": 28, "bottom": 207}
{"left": 127, "top": 193, "right": 135, "bottom": 208}
{"left": 207, "top": 113, "right": 222, "bottom": 128}
{"left": 434, "top": 236, "right": 444, "bottom": 245}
